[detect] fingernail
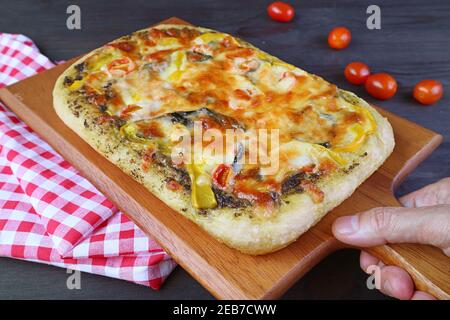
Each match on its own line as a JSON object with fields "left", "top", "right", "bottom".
{"left": 399, "top": 196, "right": 414, "bottom": 208}
{"left": 334, "top": 215, "right": 359, "bottom": 235}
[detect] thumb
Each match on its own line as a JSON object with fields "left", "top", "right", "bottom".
{"left": 332, "top": 205, "right": 450, "bottom": 256}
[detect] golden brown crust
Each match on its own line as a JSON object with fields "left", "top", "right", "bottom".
{"left": 53, "top": 24, "right": 395, "bottom": 254}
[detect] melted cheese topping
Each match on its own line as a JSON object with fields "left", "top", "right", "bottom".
{"left": 67, "top": 25, "right": 377, "bottom": 213}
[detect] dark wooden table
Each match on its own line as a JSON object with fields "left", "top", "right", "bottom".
{"left": 0, "top": 0, "right": 448, "bottom": 299}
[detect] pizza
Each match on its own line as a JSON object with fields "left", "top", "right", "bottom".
{"left": 53, "top": 24, "right": 395, "bottom": 254}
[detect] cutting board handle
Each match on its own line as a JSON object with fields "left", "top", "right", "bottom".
{"left": 361, "top": 195, "right": 450, "bottom": 299}
{"left": 366, "top": 243, "right": 449, "bottom": 299}
{"left": 362, "top": 134, "right": 449, "bottom": 300}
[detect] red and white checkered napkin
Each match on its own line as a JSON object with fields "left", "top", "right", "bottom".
{"left": 0, "top": 33, "right": 176, "bottom": 289}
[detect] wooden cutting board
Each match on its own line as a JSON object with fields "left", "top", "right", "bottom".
{"left": 0, "top": 17, "right": 448, "bottom": 300}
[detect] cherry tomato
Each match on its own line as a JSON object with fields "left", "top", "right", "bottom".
{"left": 267, "top": 2, "right": 295, "bottom": 22}
{"left": 365, "top": 73, "right": 398, "bottom": 100}
{"left": 413, "top": 79, "right": 443, "bottom": 105}
{"left": 328, "top": 27, "right": 351, "bottom": 50}
{"left": 166, "top": 179, "right": 183, "bottom": 191}
{"left": 213, "top": 164, "right": 231, "bottom": 189}
{"left": 344, "top": 62, "right": 371, "bottom": 85}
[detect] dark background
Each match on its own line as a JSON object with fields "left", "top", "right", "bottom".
{"left": 0, "top": 0, "right": 448, "bottom": 299}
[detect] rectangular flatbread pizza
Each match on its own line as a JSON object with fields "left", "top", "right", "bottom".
{"left": 53, "top": 24, "right": 395, "bottom": 254}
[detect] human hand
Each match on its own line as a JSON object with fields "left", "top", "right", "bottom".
{"left": 332, "top": 178, "right": 450, "bottom": 300}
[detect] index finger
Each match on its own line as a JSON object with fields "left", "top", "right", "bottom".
{"left": 399, "top": 178, "right": 450, "bottom": 208}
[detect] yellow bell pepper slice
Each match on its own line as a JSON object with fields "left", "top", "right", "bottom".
{"left": 120, "top": 122, "right": 149, "bottom": 143}
{"left": 194, "top": 32, "right": 233, "bottom": 45}
{"left": 185, "top": 163, "right": 217, "bottom": 209}
{"left": 68, "top": 79, "right": 84, "bottom": 91}
{"left": 160, "top": 50, "right": 187, "bottom": 82}
{"left": 313, "top": 144, "right": 347, "bottom": 166}
{"left": 350, "top": 105, "right": 377, "bottom": 134}
{"left": 158, "top": 37, "right": 181, "bottom": 49}
{"left": 272, "top": 58, "right": 296, "bottom": 71}
{"left": 87, "top": 49, "right": 122, "bottom": 72}
{"left": 332, "top": 124, "right": 367, "bottom": 153}
{"left": 360, "top": 107, "right": 377, "bottom": 134}
{"left": 330, "top": 106, "right": 376, "bottom": 153}
{"left": 254, "top": 50, "right": 295, "bottom": 70}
